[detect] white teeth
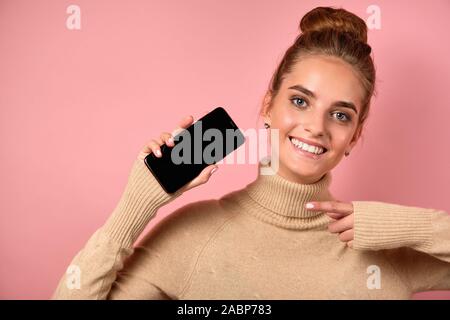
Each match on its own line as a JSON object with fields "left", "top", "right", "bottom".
{"left": 290, "top": 138, "right": 325, "bottom": 155}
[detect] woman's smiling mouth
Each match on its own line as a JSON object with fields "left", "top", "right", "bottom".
{"left": 288, "top": 136, "right": 328, "bottom": 160}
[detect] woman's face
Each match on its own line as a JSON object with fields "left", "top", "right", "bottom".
{"left": 262, "top": 55, "right": 365, "bottom": 184}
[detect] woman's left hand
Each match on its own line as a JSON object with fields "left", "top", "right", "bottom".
{"left": 305, "top": 200, "right": 355, "bottom": 248}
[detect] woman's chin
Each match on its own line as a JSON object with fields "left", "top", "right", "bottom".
{"left": 278, "top": 158, "right": 325, "bottom": 183}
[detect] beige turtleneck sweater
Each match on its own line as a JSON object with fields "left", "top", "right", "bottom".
{"left": 52, "top": 157, "right": 450, "bottom": 299}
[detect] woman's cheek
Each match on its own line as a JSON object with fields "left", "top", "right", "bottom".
{"left": 330, "top": 127, "right": 353, "bottom": 152}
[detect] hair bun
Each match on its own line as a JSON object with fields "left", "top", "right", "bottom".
{"left": 299, "top": 6, "right": 368, "bottom": 43}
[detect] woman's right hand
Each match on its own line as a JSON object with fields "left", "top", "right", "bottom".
{"left": 137, "top": 115, "right": 218, "bottom": 194}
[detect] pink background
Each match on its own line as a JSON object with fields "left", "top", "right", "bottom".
{"left": 1, "top": 0, "right": 449, "bottom": 299}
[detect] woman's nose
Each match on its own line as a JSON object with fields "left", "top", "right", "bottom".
{"left": 303, "top": 114, "right": 326, "bottom": 137}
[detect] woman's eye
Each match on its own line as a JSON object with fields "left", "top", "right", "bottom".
{"left": 291, "top": 97, "right": 352, "bottom": 123}
{"left": 334, "top": 112, "right": 351, "bottom": 122}
{"left": 291, "top": 97, "right": 307, "bottom": 108}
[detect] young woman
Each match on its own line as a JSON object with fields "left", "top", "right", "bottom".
{"left": 52, "top": 6, "right": 450, "bottom": 299}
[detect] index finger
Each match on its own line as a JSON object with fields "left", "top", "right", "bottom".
{"left": 305, "top": 200, "right": 353, "bottom": 216}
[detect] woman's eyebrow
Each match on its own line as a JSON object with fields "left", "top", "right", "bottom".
{"left": 288, "top": 84, "right": 358, "bottom": 114}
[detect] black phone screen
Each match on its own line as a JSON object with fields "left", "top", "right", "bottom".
{"left": 144, "top": 107, "right": 245, "bottom": 194}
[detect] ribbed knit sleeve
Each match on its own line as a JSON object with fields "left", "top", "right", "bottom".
{"left": 102, "top": 158, "right": 183, "bottom": 248}
{"left": 51, "top": 158, "right": 183, "bottom": 299}
{"left": 352, "top": 201, "right": 450, "bottom": 292}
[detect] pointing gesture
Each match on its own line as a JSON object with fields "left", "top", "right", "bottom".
{"left": 305, "top": 201, "right": 355, "bottom": 248}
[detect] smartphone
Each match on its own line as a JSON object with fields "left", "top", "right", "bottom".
{"left": 144, "top": 107, "right": 245, "bottom": 194}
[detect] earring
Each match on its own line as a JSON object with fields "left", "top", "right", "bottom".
{"left": 345, "top": 151, "right": 350, "bottom": 157}
{"left": 264, "top": 123, "right": 270, "bottom": 129}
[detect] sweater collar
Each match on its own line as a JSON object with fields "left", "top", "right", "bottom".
{"left": 233, "top": 158, "right": 335, "bottom": 230}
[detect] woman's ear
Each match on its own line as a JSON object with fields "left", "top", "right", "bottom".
{"left": 261, "top": 91, "right": 273, "bottom": 125}
{"left": 348, "top": 124, "right": 363, "bottom": 150}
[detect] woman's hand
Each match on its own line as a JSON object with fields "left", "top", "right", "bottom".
{"left": 137, "top": 115, "right": 218, "bottom": 194}
{"left": 305, "top": 201, "right": 355, "bottom": 248}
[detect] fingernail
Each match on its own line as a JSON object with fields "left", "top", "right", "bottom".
{"left": 155, "top": 150, "right": 161, "bottom": 156}
{"left": 306, "top": 203, "right": 314, "bottom": 209}
{"left": 168, "top": 137, "right": 174, "bottom": 144}
{"left": 210, "top": 167, "right": 218, "bottom": 175}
